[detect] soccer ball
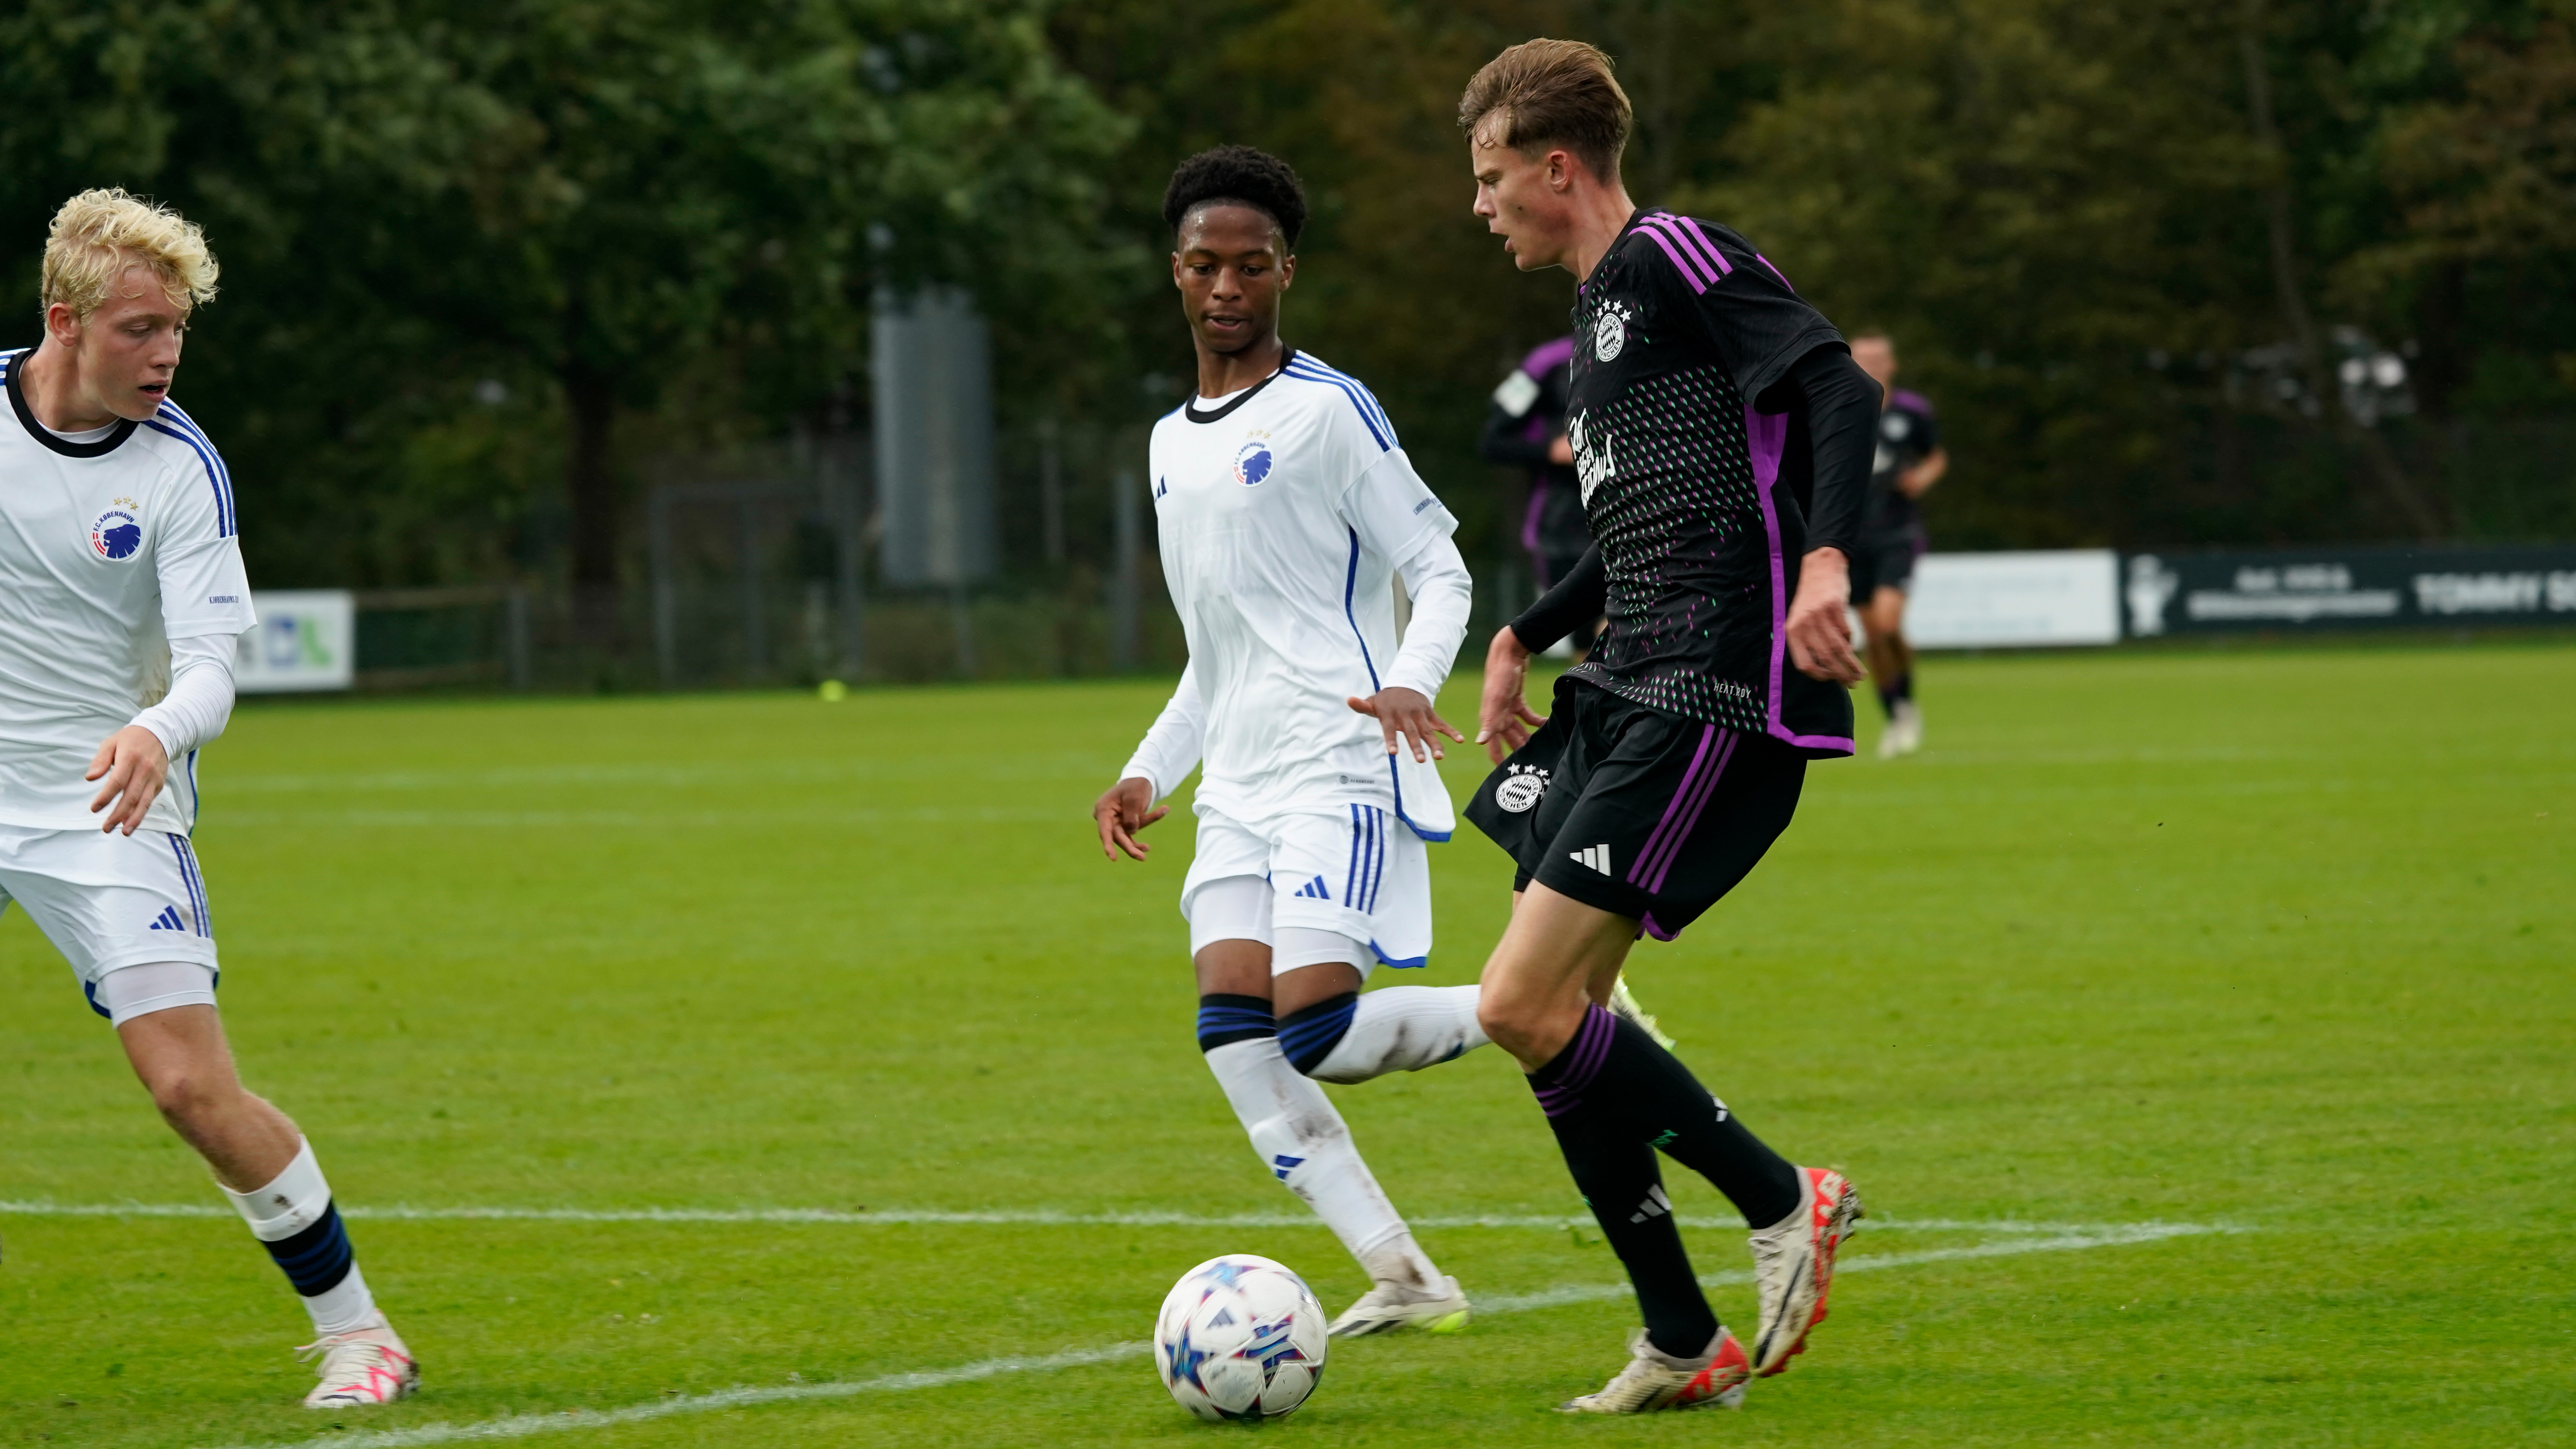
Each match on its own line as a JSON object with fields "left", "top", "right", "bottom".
{"left": 1153, "top": 1254, "right": 1328, "bottom": 1421}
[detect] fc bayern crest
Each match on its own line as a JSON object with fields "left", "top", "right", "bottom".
{"left": 1233, "top": 438, "right": 1275, "bottom": 487}
{"left": 1495, "top": 767, "right": 1549, "bottom": 813}
{"left": 1593, "top": 308, "right": 1627, "bottom": 362}
{"left": 90, "top": 506, "right": 142, "bottom": 561}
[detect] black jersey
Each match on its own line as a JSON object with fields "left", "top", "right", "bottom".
{"left": 1864, "top": 390, "right": 1940, "bottom": 537}
{"left": 1557, "top": 210, "right": 1857, "bottom": 754}
{"left": 1477, "top": 336, "right": 1589, "bottom": 581}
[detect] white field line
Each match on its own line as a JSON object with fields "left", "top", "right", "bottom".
{"left": 186, "top": 1220, "right": 2236, "bottom": 1449}
{"left": 0, "top": 1200, "right": 2188, "bottom": 1235}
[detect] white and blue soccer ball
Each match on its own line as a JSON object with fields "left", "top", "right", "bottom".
{"left": 1153, "top": 1254, "right": 1328, "bottom": 1421}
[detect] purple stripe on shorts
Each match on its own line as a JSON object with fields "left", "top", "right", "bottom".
{"left": 1628, "top": 725, "right": 1716, "bottom": 887}
{"left": 1631, "top": 221, "right": 1710, "bottom": 294}
{"left": 1642, "top": 729, "right": 1738, "bottom": 895}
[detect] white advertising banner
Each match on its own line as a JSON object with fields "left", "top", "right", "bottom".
{"left": 1903, "top": 550, "right": 2121, "bottom": 649}
{"left": 234, "top": 590, "right": 355, "bottom": 693}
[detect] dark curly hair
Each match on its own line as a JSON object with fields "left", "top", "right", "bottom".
{"left": 1162, "top": 146, "right": 1308, "bottom": 250}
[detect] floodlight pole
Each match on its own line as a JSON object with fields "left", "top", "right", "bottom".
{"left": 1112, "top": 465, "right": 1140, "bottom": 671}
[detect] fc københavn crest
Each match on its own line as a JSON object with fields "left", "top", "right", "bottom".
{"left": 91, "top": 502, "right": 142, "bottom": 561}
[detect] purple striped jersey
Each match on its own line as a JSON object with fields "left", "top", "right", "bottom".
{"left": 1559, "top": 210, "right": 1855, "bottom": 754}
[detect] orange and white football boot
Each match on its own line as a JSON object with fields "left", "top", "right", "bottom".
{"left": 1559, "top": 1327, "right": 1751, "bottom": 1413}
{"left": 1748, "top": 1165, "right": 1864, "bottom": 1376}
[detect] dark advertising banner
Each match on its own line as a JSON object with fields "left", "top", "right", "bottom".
{"left": 2122, "top": 545, "right": 2576, "bottom": 637}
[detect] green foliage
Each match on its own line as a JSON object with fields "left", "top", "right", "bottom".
{"left": 0, "top": 0, "right": 1128, "bottom": 589}
{"left": 2, "top": 0, "right": 2568, "bottom": 594}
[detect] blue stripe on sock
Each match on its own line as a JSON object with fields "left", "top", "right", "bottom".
{"left": 1196, "top": 998, "right": 1277, "bottom": 1054}
{"left": 1277, "top": 994, "right": 1358, "bottom": 1075}
{"left": 264, "top": 1201, "right": 356, "bottom": 1297}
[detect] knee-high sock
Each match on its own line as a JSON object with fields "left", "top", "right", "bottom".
{"left": 1203, "top": 1033, "right": 1443, "bottom": 1290}
{"left": 1280, "top": 985, "right": 1487, "bottom": 1083}
{"left": 1533, "top": 1005, "right": 1802, "bottom": 1230}
{"left": 1546, "top": 1096, "right": 1719, "bottom": 1357}
{"left": 219, "top": 1138, "right": 384, "bottom": 1336}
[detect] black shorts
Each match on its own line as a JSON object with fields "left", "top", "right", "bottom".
{"left": 1847, "top": 529, "right": 1924, "bottom": 605}
{"left": 1465, "top": 677, "right": 1805, "bottom": 941}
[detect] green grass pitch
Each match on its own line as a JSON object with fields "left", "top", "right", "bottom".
{"left": 2, "top": 644, "right": 2570, "bottom": 1448}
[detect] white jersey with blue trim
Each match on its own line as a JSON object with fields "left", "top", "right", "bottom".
{"left": 1139, "top": 349, "right": 1462, "bottom": 833}
{"left": 0, "top": 349, "right": 255, "bottom": 833}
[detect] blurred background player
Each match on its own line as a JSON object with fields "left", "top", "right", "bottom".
{"left": 1846, "top": 331, "right": 1946, "bottom": 757}
{"left": 2, "top": 191, "right": 416, "bottom": 1407}
{"left": 1459, "top": 42, "right": 1871, "bottom": 1413}
{"left": 1091, "top": 147, "right": 1483, "bottom": 1337}
{"left": 1480, "top": 335, "right": 1589, "bottom": 649}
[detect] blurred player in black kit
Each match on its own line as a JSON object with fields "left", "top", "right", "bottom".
{"left": 1479, "top": 335, "right": 1589, "bottom": 599}
{"left": 1456, "top": 40, "right": 1876, "bottom": 1414}
{"left": 1847, "top": 331, "right": 1946, "bottom": 757}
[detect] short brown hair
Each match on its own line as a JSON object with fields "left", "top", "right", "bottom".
{"left": 1458, "top": 39, "right": 1632, "bottom": 184}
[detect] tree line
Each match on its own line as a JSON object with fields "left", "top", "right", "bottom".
{"left": 4, "top": 0, "right": 2568, "bottom": 602}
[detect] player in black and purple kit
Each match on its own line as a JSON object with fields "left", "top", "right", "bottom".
{"left": 1848, "top": 331, "right": 1947, "bottom": 756}
{"left": 1455, "top": 40, "right": 1878, "bottom": 1414}
{"left": 1479, "top": 335, "right": 1588, "bottom": 595}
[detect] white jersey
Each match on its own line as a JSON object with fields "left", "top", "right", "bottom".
{"left": 0, "top": 349, "right": 254, "bottom": 833}
{"left": 1124, "top": 350, "right": 1468, "bottom": 835}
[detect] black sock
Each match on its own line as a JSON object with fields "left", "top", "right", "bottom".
{"left": 1877, "top": 672, "right": 1912, "bottom": 717}
{"left": 1543, "top": 1096, "right": 1718, "bottom": 1357}
{"left": 1537, "top": 1005, "right": 1802, "bottom": 1230}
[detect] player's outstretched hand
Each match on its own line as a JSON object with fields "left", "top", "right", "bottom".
{"left": 86, "top": 725, "right": 170, "bottom": 836}
{"left": 1474, "top": 626, "right": 1547, "bottom": 763}
{"left": 1094, "top": 776, "right": 1168, "bottom": 862}
{"left": 1347, "top": 687, "right": 1466, "bottom": 764}
{"left": 1786, "top": 546, "right": 1864, "bottom": 685}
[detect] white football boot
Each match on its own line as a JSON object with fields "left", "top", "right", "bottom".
{"left": 299, "top": 1324, "right": 419, "bottom": 1408}
{"left": 1748, "top": 1166, "right": 1864, "bottom": 1376}
{"left": 1327, "top": 1274, "right": 1470, "bottom": 1337}
{"left": 1559, "top": 1327, "right": 1750, "bottom": 1413}
{"left": 1877, "top": 701, "right": 1923, "bottom": 758}
{"left": 1605, "top": 973, "right": 1676, "bottom": 1049}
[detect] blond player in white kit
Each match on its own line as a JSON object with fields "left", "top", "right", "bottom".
{"left": 3, "top": 190, "right": 416, "bottom": 1408}
{"left": 1091, "top": 147, "right": 1490, "bottom": 1336}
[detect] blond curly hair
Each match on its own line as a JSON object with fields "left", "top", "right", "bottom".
{"left": 42, "top": 188, "right": 220, "bottom": 322}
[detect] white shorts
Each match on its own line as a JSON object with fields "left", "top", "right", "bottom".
{"left": 0, "top": 823, "right": 222, "bottom": 1022}
{"left": 1181, "top": 805, "right": 1433, "bottom": 973}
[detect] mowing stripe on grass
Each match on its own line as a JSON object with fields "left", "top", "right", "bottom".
{"left": 189, "top": 1222, "right": 2232, "bottom": 1449}
{"left": 0, "top": 1200, "right": 2199, "bottom": 1234}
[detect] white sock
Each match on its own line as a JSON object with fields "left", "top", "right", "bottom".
{"left": 219, "top": 1137, "right": 333, "bottom": 1240}
{"left": 1308, "top": 985, "right": 1487, "bottom": 1085}
{"left": 217, "top": 1139, "right": 385, "bottom": 1337}
{"left": 1203, "top": 1036, "right": 1443, "bottom": 1289}
{"left": 302, "top": 1261, "right": 383, "bottom": 1336}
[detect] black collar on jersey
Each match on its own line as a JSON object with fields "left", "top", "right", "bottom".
{"left": 5, "top": 349, "right": 140, "bottom": 458}
{"left": 1183, "top": 347, "right": 1296, "bottom": 425}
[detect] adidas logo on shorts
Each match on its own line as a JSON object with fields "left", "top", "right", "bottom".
{"left": 1569, "top": 843, "right": 1612, "bottom": 875}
